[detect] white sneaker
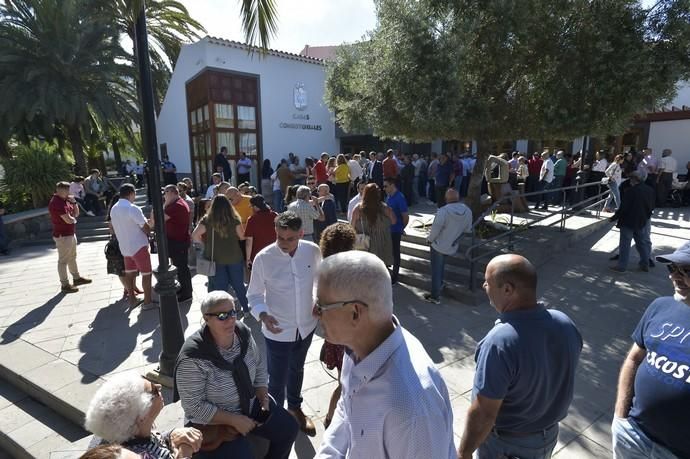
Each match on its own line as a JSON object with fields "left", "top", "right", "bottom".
{"left": 85, "top": 210, "right": 95, "bottom": 217}
{"left": 141, "top": 302, "right": 159, "bottom": 311}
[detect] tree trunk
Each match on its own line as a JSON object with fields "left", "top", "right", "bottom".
{"left": 57, "top": 136, "right": 66, "bottom": 160}
{"left": 466, "top": 139, "right": 492, "bottom": 219}
{"left": 67, "top": 125, "right": 87, "bottom": 175}
{"left": 111, "top": 136, "right": 123, "bottom": 173}
{"left": 0, "top": 139, "right": 10, "bottom": 159}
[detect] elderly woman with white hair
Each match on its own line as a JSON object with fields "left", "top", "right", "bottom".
{"left": 84, "top": 374, "right": 202, "bottom": 459}
{"left": 174, "top": 290, "right": 298, "bottom": 459}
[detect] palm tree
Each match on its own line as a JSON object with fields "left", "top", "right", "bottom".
{"left": 110, "top": 0, "right": 279, "bottom": 111}
{"left": 0, "top": 0, "right": 138, "bottom": 175}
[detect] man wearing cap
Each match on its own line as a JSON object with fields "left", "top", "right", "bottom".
{"left": 609, "top": 171, "right": 655, "bottom": 273}
{"left": 612, "top": 242, "right": 690, "bottom": 459}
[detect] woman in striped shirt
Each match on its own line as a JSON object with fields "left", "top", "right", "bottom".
{"left": 175, "top": 291, "right": 298, "bottom": 458}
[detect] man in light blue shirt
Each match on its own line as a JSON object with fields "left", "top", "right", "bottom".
{"left": 314, "top": 251, "right": 455, "bottom": 459}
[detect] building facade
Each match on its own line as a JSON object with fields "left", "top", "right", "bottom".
{"left": 156, "top": 37, "right": 339, "bottom": 189}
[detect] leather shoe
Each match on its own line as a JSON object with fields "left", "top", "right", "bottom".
{"left": 73, "top": 277, "right": 92, "bottom": 286}
{"left": 288, "top": 407, "right": 316, "bottom": 437}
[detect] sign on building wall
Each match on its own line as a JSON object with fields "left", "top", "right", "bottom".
{"left": 280, "top": 82, "right": 323, "bottom": 131}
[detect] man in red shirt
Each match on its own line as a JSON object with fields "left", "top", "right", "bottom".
{"left": 48, "top": 181, "right": 92, "bottom": 293}
{"left": 314, "top": 152, "right": 329, "bottom": 184}
{"left": 244, "top": 195, "right": 278, "bottom": 269}
{"left": 382, "top": 149, "right": 399, "bottom": 179}
{"left": 162, "top": 184, "right": 192, "bottom": 302}
{"left": 526, "top": 152, "right": 544, "bottom": 196}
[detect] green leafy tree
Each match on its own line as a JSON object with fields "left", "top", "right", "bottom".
{"left": 0, "top": 0, "right": 138, "bottom": 175}
{"left": 326, "top": 0, "right": 690, "bottom": 215}
{"left": 1, "top": 142, "right": 72, "bottom": 208}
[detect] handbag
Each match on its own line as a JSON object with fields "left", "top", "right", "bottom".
{"left": 196, "top": 228, "right": 216, "bottom": 276}
{"left": 354, "top": 216, "right": 370, "bottom": 251}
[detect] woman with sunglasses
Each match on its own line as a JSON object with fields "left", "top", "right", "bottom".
{"left": 174, "top": 290, "right": 298, "bottom": 458}
{"left": 192, "top": 194, "right": 249, "bottom": 314}
{"left": 84, "top": 373, "right": 202, "bottom": 458}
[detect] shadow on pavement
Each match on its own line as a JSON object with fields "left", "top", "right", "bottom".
{"left": 0, "top": 292, "right": 66, "bottom": 343}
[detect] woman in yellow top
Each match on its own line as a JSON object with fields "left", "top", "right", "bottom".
{"left": 333, "top": 154, "right": 350, "bottom": 213}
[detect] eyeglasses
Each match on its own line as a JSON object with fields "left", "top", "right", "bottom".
{"left": 667, "top": 264, "right": 690, "bottom": 277}
{"left": 314, "top": 299, "right": 368, "bottom": 316}
{"left": 204, "top": 310, "right": 238, "bottom": 321}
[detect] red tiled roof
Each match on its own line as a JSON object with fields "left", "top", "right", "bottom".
{"left": 299, "top": 45, "right": 340, "bottom": 60}
{"left": 204, "top": 36, "right": 326, "bottom": 65}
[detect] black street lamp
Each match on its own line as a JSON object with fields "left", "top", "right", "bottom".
{"left": 134, "top": 2, "right": 185, "bottom": 386}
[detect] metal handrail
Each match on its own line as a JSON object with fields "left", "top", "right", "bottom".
{"left": 465, "top": 179, "right": 614, "bottom": 291}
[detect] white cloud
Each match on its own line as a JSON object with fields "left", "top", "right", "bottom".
{"left": 179, "top": 0, "right": 377, "bottom": 53}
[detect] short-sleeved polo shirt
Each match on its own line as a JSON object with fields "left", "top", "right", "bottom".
{"left": 386, "top": 190, "right": 408, "bottom": 234}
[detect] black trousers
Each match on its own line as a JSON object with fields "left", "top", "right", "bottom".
{"left": 657, "top": 172, "right": 673, "bottom": 207}
{"left": 391, "top": 232, "right": 402, "bottom": 283}
{"left": 335, "top": 182, "right": 349, "bottom": 213}
{"left": 168, "top": 238, "right": 192, "bottom": 297}
{"left": 238, "top": 173, "right": 250, "bottom": 185}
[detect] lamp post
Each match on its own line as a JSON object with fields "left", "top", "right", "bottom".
{"left": 134, "top": 1, "right": 184, "bottom": 386}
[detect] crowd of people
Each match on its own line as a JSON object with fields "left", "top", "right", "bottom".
{"left": 36, "top": 145, "right": 690, "bottom": 459}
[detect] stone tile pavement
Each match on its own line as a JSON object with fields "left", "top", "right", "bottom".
{"left": 0, "top": 206, "right": 689, "bottom": 457}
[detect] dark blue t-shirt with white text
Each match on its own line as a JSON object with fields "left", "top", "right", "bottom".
{"left": 473, "top": 305, "right": 582, "bottom": 432}
{"left": 629, "top": 296, "right": 690, "bottom": 458}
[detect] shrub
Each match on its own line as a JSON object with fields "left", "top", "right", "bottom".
{"left": 0, "top": 142, "right": 72, "bottom": 209}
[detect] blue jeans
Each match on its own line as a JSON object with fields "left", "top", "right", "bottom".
{"left": 612, "top": 417, "right": 680, "bottom": 459}
{"left": 534, "top": 180, "right": 552, "bottom": 208}
{"left": 454, "top": 175, "right": 464, "bottom": 195}
{"left": 273, "top": 189, "right": 284, "bottom": 212}
{"left": 618, "top": 222, "right": 652, "bottom": 271}
{"left": 551, "top": 175, "right": 564, "bottom": 204}
{"left": 209, "top": 262, "right": 249, "bottom": 312}
{"left": 265, "top": 331, "right": 314, "bottom": 410}
{"left": 197, "top": 398, "right": 299, "bottom": 459}
{"left": 605, "top": 181, "right": 621, "bottom": 210}
{"left": 477, "top": 424, "right": 559, "bottom": 459}
{"left": 430, "top": 247, "right": 446, "bottom": 299}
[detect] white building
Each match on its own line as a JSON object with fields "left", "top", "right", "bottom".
{"left": 156, "top": 36, "right": 339, "bottom": 189}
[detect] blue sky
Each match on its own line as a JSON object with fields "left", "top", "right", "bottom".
{"left": 179, "top": 0, "right": 377, "bottom": 54}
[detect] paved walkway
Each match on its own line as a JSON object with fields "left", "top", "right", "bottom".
{"left": 0, "top": 206, "right": 689, "bottom": 457}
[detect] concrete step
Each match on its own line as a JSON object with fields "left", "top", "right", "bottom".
{"left": 399, "top": 253, "right": 481, "bottom": 284}
{"left": 0, "top": 336, "right": 195, "bottom": 458}
{"left": 397, "top": 267, "right": 480, "bottom": 305}
{"left": 400, "top": 240, "right": 477, "bottom": 269}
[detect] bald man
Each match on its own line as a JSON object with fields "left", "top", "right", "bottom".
{"left": 458, "top": 255, "right": 582, "bottom": 459}
{"left": 425, "top": 189, "right": 472, "bottom": 304}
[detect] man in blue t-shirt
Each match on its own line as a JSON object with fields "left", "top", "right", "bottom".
{"left": 384, "top": 177, "right": 409, "bottom": 285}
{"left": 458, "top": 254, "right": 582, "bottom": 459}
{"left": 612, "top": 242, "right": 690, "bottom": 459}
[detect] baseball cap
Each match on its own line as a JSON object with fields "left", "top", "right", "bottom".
{"left": 656, "top": 242, "right": 690, "bottom": 265}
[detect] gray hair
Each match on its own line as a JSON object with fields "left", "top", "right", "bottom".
{"left": 84, "top": 374, "right": 152, "bottom": 443}
{"left": 556, "top": 150, "right": 564, "bottom": 159}
{"left": 296, "top": 186, "right": 311, "bottom": 200}
{"left": 318, "top": 251, "right": 393, "bottom": 323}
{"left": 200, "top": 290, "right": 235, "bottom": 314}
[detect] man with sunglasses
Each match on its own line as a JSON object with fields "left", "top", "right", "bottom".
{"left": 612, "top": 242, "right": 690, "bottom": 459}
{"left": 247, "top": 211, "right": 321, "bottom": 437}
{"left": 315, "top": 251, "right": 456, "bottom": 458}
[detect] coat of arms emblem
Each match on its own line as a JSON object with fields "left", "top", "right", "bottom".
{"left": 294, "top": 83, "right": 308, "bottom": 111}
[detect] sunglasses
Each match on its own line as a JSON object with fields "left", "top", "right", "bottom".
{"left": 204, "top": 310, "right": 238, "bottom": 321}
{"left": 314, "top": 299, "right": 368, "bottom": 316}
{"left": 667, "top": 264, "right": 690, "bottom": 277}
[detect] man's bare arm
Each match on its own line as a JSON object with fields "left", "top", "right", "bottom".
{"left": 614, "top": 343, "right": 646, "bottom": 418}
{"left": 458, "top": 394, "right": 502, "bottom": 459}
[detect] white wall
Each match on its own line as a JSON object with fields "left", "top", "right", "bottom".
{"left": 156, "top": 37, "right": 339, "bottom": 176}
{"left": 647, "top": 119, "right": 690, "bottom": 172}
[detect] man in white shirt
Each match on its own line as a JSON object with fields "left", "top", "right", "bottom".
{"left": 237, "top": 152, "right": 252, "bottom": 185}
{"left": 204, "top": 173, "right": 222, "bottom": 200}
{"left": 347, "top": 180, "right": 366, "bottom": 222}
{"left": 657, "top": 148, "right": 677, "bottom": 207}
{"left": 347, "top": 154, "right": 364, "bottom": 187}
{"left": 424, "top": 189, "right": 472, "bottom": 304}
{"left": 248, "top": 211, "right": 322, "bottom": 437}
{"left": 533, "top": 151, "right": 555, "bottom": 211}
{"left": 314, "top": 251, "right": 456, "bottom": 458}
{"left": 109, "top": 184, "right": 156, "bottom": 309}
